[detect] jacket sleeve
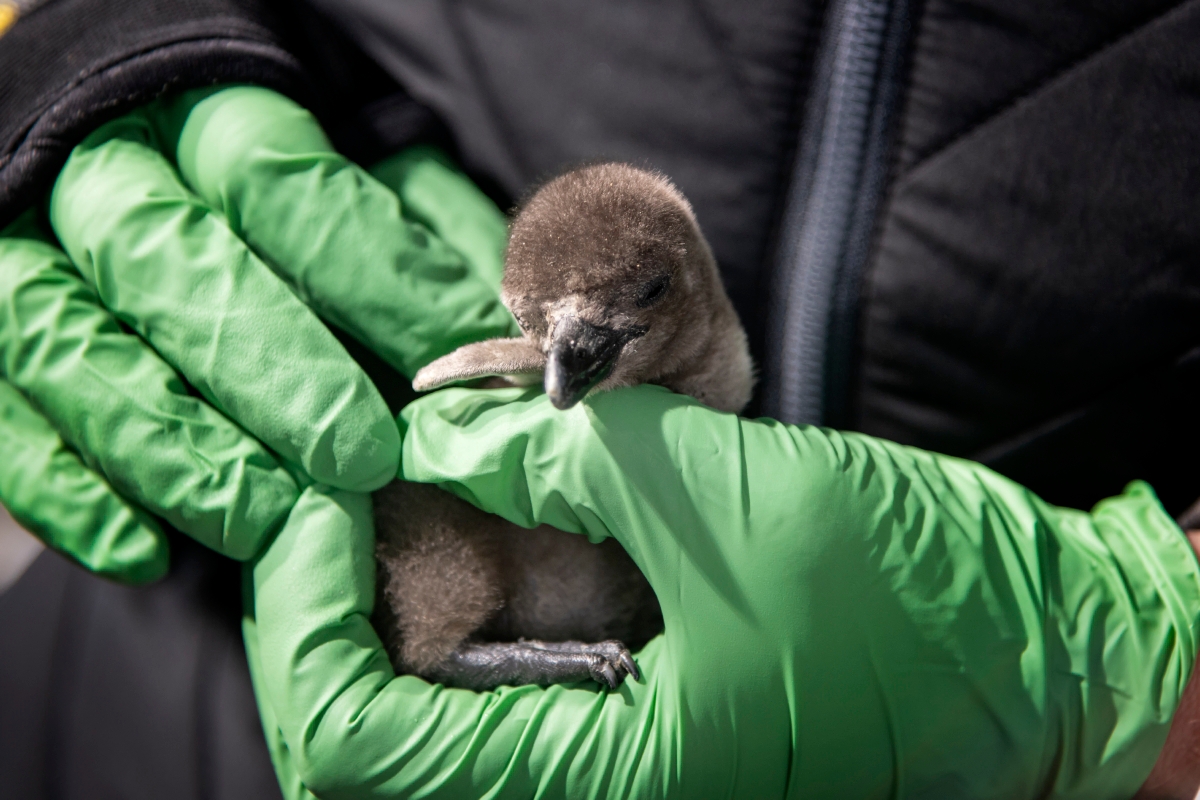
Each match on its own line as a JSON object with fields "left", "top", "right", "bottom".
{"left": 0, "top": 0, "right": 442, "bottom": 230}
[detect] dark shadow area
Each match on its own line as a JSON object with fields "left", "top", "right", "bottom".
{"left": 0, "top": 536, "right": 281, "bottom": 800}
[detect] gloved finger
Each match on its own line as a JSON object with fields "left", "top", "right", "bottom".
{"left": 397, "top": 384, "right": 781, "bottom": 596}
{"left": 0, "top": 212, "right": 297, "bottom": 560}
{"left": 155, "top": 85, "right": 518, "bottom": 377}
{"left": 249, "top": 484, "right": 661, "bottom": 798}
{"left": 0, "top": 378, "right": 167, "bottom": 584}
{"left": 49, "top": 113, "right": 399, "bottom": 492}
{"left": 368, "top": 145, "right": 507, "bottom": 291}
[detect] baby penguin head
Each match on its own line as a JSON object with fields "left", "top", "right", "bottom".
{"left": 503, "top": 164, "right": 725, "bottom": 409}
{"left": 412, "top": 163, "right": 751, "bottom": 412}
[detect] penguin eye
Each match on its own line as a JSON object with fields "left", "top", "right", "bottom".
{"left": 636, "top": 275, "right": 670, "bottom": 308}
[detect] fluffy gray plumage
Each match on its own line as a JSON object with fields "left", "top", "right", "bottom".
{"left": 374, "top": 164, "right": 754, "bottom": 690}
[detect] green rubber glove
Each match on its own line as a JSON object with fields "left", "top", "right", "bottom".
{"left": 247, "top": 384, "right": 1200, "bottom": 799}
{"left": 0, "top": 84, "right": 517, "bottom": 579}
{"left": 0, "top": 366, "right": 166, "bottom": 584}
{"left": 0, "top": 211, "right": 291, "bottom": 579}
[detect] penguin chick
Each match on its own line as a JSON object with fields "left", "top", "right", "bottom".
{"left": 413, "top": 163, "right": 754, "bottom": 412}
{"left": 376, "top": 164, "right": 755, "bottom": 691}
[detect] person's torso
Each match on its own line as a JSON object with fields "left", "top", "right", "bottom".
{"left": 310, "top": 0, "right": 1200, "bottom": 516}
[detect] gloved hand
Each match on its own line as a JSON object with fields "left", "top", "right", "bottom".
{"left": 248, "top": 385, "right": 1200, "bottom": 800}
{"left": 0, "top": 85, "right": 517, "bottom": 581}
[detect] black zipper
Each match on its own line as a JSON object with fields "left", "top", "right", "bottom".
{"left": 763, "top": 0, "right": 913, "bottom": 426}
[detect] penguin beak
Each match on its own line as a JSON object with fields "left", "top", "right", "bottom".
{"left": 544, "top": 316, "right": 645, "bottom": 410}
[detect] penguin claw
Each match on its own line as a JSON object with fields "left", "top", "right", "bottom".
{"left": 594, "top": 660, "right": 620, "bottom": 689}
{"left": 583, "top": 640, "right": 638, "bottom": 688}
{"left": 620, "top": 651, "right": 640, "bottom": 681}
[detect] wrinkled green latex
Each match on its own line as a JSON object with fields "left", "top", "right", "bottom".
{"left": 154, "top": 85, "right": 518, "bottom": 377}
{"left": 0, "top": 376, "right": 166, "bottom": 583}
{"left": 52, "top": 107, "right": 398, "bottom": 492}
{"left": 247, "top": 384, "right": 1200, "bottom": 799}
{"left": 0, "top": 211, "right": 295, "bottom": 564}
{"left": 0, "top": 84, "right": 516, "bottom": 577}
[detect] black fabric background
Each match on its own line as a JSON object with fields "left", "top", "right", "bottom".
{"left": 855, "top": 0, "right": 1200, "bottom": 513}
{"left": 0, "top": 541, "right": 281, "bottom": 800}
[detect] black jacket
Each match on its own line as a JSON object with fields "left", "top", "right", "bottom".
{"left": 3, "top": 0, "right": 1198, "bottom": 512}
